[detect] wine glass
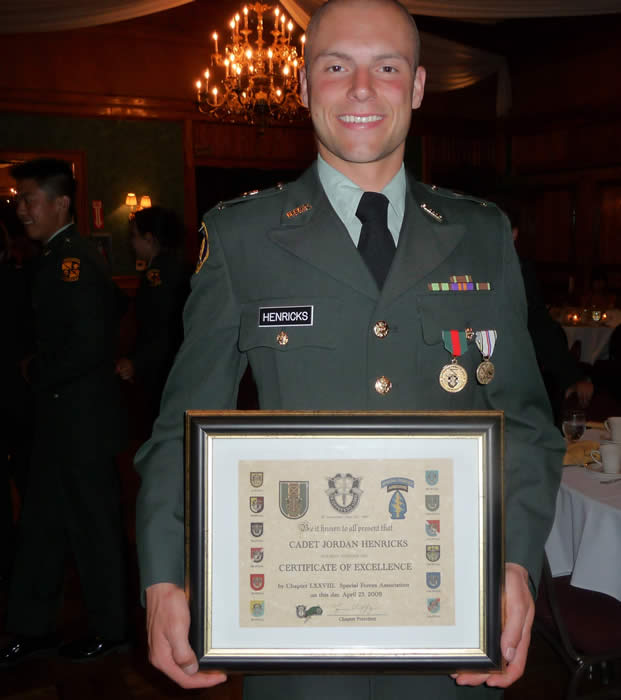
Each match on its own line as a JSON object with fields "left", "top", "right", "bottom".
{"left": 562, "top": 409, "right": 586, "bottom": 443}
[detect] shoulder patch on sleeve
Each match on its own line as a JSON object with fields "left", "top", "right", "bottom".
{"left": 195, "top": 221, "right": 210, "bottom": 275}
{"left": 61, "top": 257, "right": 80, "bottom": 282}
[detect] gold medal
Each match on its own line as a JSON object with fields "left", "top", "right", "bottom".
{"left": 439, "top": 359, "right": 468, "bottom": 393}
{"left": 476, "top": 359, "right": 495, "bottom": 385}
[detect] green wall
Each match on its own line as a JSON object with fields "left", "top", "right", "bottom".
{"left": 1, "top": 113, "right": 184, "bottom": 275}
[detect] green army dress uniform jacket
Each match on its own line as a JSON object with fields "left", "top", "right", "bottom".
{"left": 135, "top": 164, "right": 564, "bottom": 700}
{"left": 30, "top": 224, "right": 126, "bottom": 454}
{"left": 132, "top": 252, "right": 189, "bottom": 412}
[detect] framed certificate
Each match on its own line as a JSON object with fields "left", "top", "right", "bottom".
{"left": 186, "top": 410, "right": 503, "bottom": 672}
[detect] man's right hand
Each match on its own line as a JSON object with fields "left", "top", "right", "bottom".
{"left": 146, "top": 582, "right": 227, "bottom": 689}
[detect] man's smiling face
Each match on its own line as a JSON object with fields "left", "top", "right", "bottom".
{"left": 300, "top": 0, "right": 425, "bottom": 182}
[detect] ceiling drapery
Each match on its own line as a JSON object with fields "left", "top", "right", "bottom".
{"left": 281, "top": 0, "right": 621, "bottom": 25}
{"left": 0, "top": 0, "right": 194, "bottom": 34}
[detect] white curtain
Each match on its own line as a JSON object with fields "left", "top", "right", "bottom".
{"left": 0, "top": 0, "right": 195, "bottom": 34}
{"left": 281, "top": 0, "right": 621, "bottom": 24}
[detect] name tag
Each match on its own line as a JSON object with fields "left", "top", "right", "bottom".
{"left": 258, "top": 305, "right": 314, "bottom": 327}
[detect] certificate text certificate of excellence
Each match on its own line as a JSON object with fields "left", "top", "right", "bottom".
{"left": 239, "top": 459, "right": 454, "bottom": 628}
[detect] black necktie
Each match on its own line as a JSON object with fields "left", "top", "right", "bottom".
{"left": 356, "top": 192, "right": 396, "bottom": 289}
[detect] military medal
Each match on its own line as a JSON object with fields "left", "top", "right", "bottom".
{"left": 439, "top": 330, "right": 468, "bottom": 393}
{"left": 475, "top": 330, "right": 497, "bottom": 385}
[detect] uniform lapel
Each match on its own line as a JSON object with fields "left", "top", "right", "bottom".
{"left": 268, "top": 165, "right": 378, "bottom": 300}
{"left": 382, "top": 179, "right": 466, "bottom": 305}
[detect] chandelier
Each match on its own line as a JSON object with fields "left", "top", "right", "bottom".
{"left": 195, "top": 2, "right": 308, "bottom": 125}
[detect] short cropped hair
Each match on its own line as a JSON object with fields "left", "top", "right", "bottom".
{"left": 304, "top": 0, "right": 421, "bottom": 68}
{"left": 134, "top": 206, "right": 183, "bottom": 253}
{"left": 10, "top": 158, "right": 76, "bottom": 216}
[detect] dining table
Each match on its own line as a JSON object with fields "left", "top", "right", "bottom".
{"left": 562, "top": 324, "right": 616, "bottom": 364}
{"left": 545, "top": 433, "right": 621, "bottom": 602}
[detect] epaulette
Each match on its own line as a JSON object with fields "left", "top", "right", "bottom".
{"left": 213, "top": 182, "right": 287, "bottom": 211}
{"left": 419, "top": 182, "right": 498, "bottom": 209}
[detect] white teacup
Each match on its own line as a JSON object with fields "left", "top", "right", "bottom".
{"left": 604, "top": 417, "right": 621, "bottom": 442}
{"left": 591, "top": 443, "right": 621, "bottom": 474}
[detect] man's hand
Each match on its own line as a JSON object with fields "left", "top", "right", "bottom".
{"left": 565, "top": 379, "right": 594, "bottom": 407}
{"left": 146, "top": 582, "right": 227, "bottom": 689}
{"left": 115, "top": 357, "right": 135, "bottom": 382}
{"left": 452, "top": 562, "right": 534, "bottom": 688}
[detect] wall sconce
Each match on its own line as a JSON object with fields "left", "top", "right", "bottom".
{"left": 125, "top": 192, "right": 152, "bottom": 219}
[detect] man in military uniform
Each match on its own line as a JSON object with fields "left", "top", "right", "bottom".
{"left": 0, "top": 159, "right": 128, "bottom": 665}
{"left": 136, "top": 1, "right": 564, "bottom": 697}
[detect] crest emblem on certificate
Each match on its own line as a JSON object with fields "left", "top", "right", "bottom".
{"left": 250, "top": 472, "right": 263, "bottom": 488}
{"left": 426, "top": 545, "right": 441, "bottom": 562}
{"left": 250, "top": 574, "right": 265, "bottom": 591}
{"left": 250, "top": 522, "right": 263, "bottom": 538}
{"left": 426, "top": 572, "right": 441, "bottom": 589}
{"left": 381, "top": 477, "right": 414, "bottom": 520}
{"left": 279, "top": 481, "right": 309, "bottom": 519}
{"left": 250, "top": 600, "right": 264, "bottom": 617}
{"left": 296, "top": 605, "right": 323, "bottom": 621}
{"left": 251, "top": 547, "right": 264, "bottom": 563}
{"left": 250, "top": 496, "right": 264, "bottom": 513}
{"left": 425, "top": 495, "right": 440, "bottom": 511}
{"left": 326, "top": 473, "right": 363, "bottom": 513}
{"left": 427, "top": 598, "right": 441, "bottom": 614}
{"left": 425, "top": 519, "right": 440, "bottom": 537}
{"left": 425, "top": 470, "right": 439, "bottom": 486}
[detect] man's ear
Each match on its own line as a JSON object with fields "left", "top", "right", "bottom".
{"left": 411, "top": 65, "right": 426, "bottom": 110}
{"left": 299, "top": 67, "right": 309, "bottom": 109}
{"left": 56, "top": 194, "right": 71, "bottom": 215}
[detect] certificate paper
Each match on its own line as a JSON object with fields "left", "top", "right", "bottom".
{"left": 239, "top": 459, "right": 454, "bottom": 628}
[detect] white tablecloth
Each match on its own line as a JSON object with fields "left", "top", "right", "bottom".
{"left": 563, "top": 325, "right": 615, "bottom": 364}
{"left": 545, "top": 466, "right": 621, "bottom": 601}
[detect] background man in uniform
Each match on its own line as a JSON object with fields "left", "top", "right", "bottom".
{"left": 0, "top": 159, "right": 128, "bottom": 665}
{"left": 135, "top": 1, "right": 564, "bottom": 697}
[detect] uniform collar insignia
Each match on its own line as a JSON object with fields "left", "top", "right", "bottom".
{"left": 420, "top": 203, "right": 444, "bottom": 223}
{"left": 285, "top": 203, "right": 312, "bottom": 218}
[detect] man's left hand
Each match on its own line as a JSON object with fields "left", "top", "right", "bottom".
{"left": 452, "top": 562, "right": 534, "bottom": 688}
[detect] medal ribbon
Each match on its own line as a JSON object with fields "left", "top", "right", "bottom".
{"left": 442, "top": 330, "right": 468, "bottom": 357}
{"left": 475, "top": 330, "right": 497, "bottom": 359}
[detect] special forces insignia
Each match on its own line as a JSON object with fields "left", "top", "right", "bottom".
{"left": 326, "top": 473, "right": 363, "bottom": 513}
{"left": 425, "top": 470, "right": 439, "bottom": 486}
{"left": 279, "top": 481, "right": 309, "bottom": 519}
{"left": 381, "top": 477, "right": 415, "bottom": 520}
{"left": 425, "top": 520, "right": 440, "bottom": 537}
{"left": 250, "top": 600, "right": 264, "bottom": 617}
{"left": 250, "top": 496, "right": 264, "bottom": 513}
{"left": 61, "top": 257, "right": 80, "bottom": 282}
{"left": 427, "top": 598, "right": 441, "bottom": 614}
{"left": 426, "top": 545, "right": 440, "bottom": 562}
{"left": 251, "top": 547, "right": 264, "bottom": 563}
{"left": 425, "top": 495, "right": 440, "bottom": 512}
{"left": 250, "top": 522, "right": 263, "bottom": 538}
{"left": 296, "top": 605, "right": 323, "bottom": 621}
{"left": 426, "top": 572, "right": 441, "bottom": 589}
{"left": 250, "top": 574, "right": 265, "bottom": 591}
{"left": 250, "top": 472, "right": 263, "bottom": 488}
{"left": 146, "top": 268, "right": 162, "bottom": 287}
{"left": 194, "top": 222, "right": 210, "bottom": 274}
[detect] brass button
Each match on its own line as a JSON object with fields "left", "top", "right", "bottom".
{"left": 276, "top": 331, "right": 289, "bottom": 346}
{"left": 373, "top": 321, "right": 389, "bottom": 339}
{"left": 374, "top": 376, "right": 392, "bottom": 395}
